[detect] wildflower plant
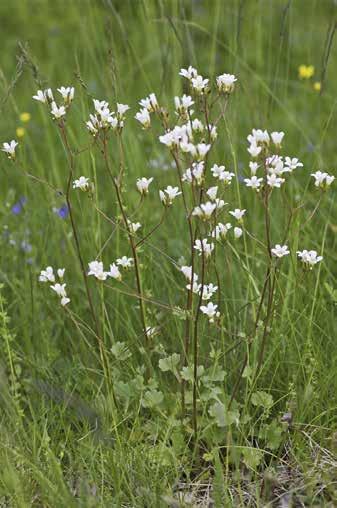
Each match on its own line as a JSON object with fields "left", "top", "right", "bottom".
{"left": 3, "top": 65, "right": 334, "bottom": 462}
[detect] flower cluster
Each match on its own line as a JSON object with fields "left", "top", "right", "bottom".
{"left": 33, "top": 86, "right": 75, "bottom": 120}
{"left": 86, "top": 99, "right": 129, "bottom": 135}
{"left": 12, "top": 64, "right": 332, "bottom": 347}
{"left": 39, "top": 266, "right": 70, "bottom": 306}
{"left": 135, "top": 93, "right": 159, "bottom": 128}
{"left": 159, "top": 124, "right": 211, "bottom": 160}
{"left": 311, "top": 171, "right": 335, "bottom": 189}
{"left": 244, "top": 130, "right": 305, "bottom": 191}
{"left": 297, "top": 250, "right": 323, "bottom": 269}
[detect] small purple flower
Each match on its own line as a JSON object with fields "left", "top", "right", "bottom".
{"left": 53, "top": 204, "right": 69, "bottom": 219}
{"left": 21, "top": 240, "right": 32, "bottom": 253}
{"left": 11, "top": 196, "right": 27, "bottom": 215}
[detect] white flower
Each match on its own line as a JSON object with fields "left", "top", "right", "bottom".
{"left": 50, "top": 283, "right": 67, "bottom": 298}
{"left": 57, "top": 86, "right": 75, "bottom": 104}
{"left": 50, "top": 282, "right": 70, "bottom": 306}
{"left": 248, "top": 143, "right": 262, "bottom": 158}
{"left": 2, "top": 140, "right": 18, "bottom": 159}
{"left": 182, "top": 161, "right": 205, "bottom": 185}
{"left": 229, "top": 209, "right": 246, "bottom": 221}
{"left": 146, "top": 326, "right": 158, "bottom": 338}
{"left": 267, "top": 173, "right": 285, "bottom": 188}
{"left": 211, "top": 164, "right": 225, "bottom": 178}
{"left": 93, "top": 99, "right": 109, "bottom": 113}
{"left": 267, "top": 156, "right": 286, "bottom": 175}
{"left": 215, "top": 198, "right": 226, "bottom": 210}
{"left": 211, "top": 164, "right": 235, "bottom": 185}
{"left": 33, "top": 88, "right": 53, "bottom": 103}
{"left": 234, "top": 227, "right": 243, "bottom": 239}
{"left": 191, "top": 75, "right": 209, "bottom": 94}
{"left": 186, "top": 280, "right": 202, "bottom": 294}
{"left": 200, "top": 302, "right": 220, "bottom": 322}
{"left": 136, "top": 177, "right": 154, "bottom": 195}
{"left": 180, "top": 141, "right": 196, "bottom": 155}
{"left": 61, "top": 296, "right": 70, "bottom": 306}
{"left": 194, "top": 239, "right": 214, "bottom": 258}
{"left": 216, "top": 73, "right": 237, "bottom": 93}
{"left": 50, "top": 101, "right": 66, "bottom": 119}
{"left": 248, "top": 129, "right": 270, "bottom": 145}
{"left": 139, "top": 93, "right": 158, "bottom": 112}
{"left": 135, "top": 108, "right": 151, "bottom": 128}
{"left": 192, "top": 162, "right": 205, "bottom": 183}
{"left": 180, "top": 265, "right": 197, "bottom": 282}
{"left": 117, "top": 103, "right": 130, "bottom": 118}
{"left": 209, "top": 124, "right": 218, "bottom": 141}
{"left": 220, "top": 171, "right": 235, "bottom": 185}
{"left": 297, "top": 250, "right": 323, "bottom": 269}
{"left": 311, "top": 171, "right": 327, "bottom": 187}
{"left": 159, "top": 125, "right": 190, "bottom": 149}
{"left": 179, "top": 66, "right": 198, "bottom": 80}
{"left": 206, "top": 186, "right": 218, "bottom": 201}
{"left": 107, "top": 263, "right": 122, "bottom": 281}
{"left": 191, "top": 119, "right": 204, "bottom": 132}
{"left": 326, "top": 174, "right": 335, "bottom": 186}
{"left": 88, "top": 261, "right": 108, "bottom": 281}
{"left": 271, "top": 244, "right": 290, "bottom": 258}
{"left": 57, "top": 268, "right": 65, "bottom": 279}
{"left": 249, "top": 162, "right": 259, "bottom": 175}
{"left": 73, "top": 176, "right": 90, "bottom": 191}
{"left": 192, "top": 201, "right": 217, "bottom": 220}
{"left": 196, "top": 143, "right": 211, "bottom": 160}
{"left": 244, "top": 175, "right": 263, "bottom": 190}
{"left": 311, "top": 171, "right": 335, "bottom": 189}
{"left": 201, "top": 283, "right": 218, "bottom": 300}
{"left": 182, "top": 168, "right": 193, "bottom": 184}
{"left": 159, "top": 186, "right": 181, "bottom": 206}
{"left": 39, "top": 266, "right": 55, "bottom": 283}
{"left": 116, "top": 256, "right": 134, "bottom": 268}
{"left": 100, "top": 108, "right": 117, "bottom": 128}
{"left": 271, "top": 131, "right": 284, "bottom": 146}
{"left": 174, "top": 95, "right": 194, "bottom": 114}
{"left": 284, "top": 157, "right": 303, "bottom": 171}
{"left": 127, "top": 220, "right": 141, "bottom": 233}
{"left": 86, "top": 114, "right": 100, "bottom": 135}
{"left": 211, "top": 222, "right": 232, "bottom": 240}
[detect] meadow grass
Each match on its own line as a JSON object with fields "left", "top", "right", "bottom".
{"left": 0, "top": 1, "right": 336, "bottom": 506}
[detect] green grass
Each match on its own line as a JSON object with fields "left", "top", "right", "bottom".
{"left": 0, "top": 0, "right": 336, "bottom": 506}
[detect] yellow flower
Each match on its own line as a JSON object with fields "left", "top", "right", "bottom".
{"left": 19, "top": 112, "right": 31, "bottom": 123}
{"left": 16, "top": 127, "right": 25, "bottom": 138}
{"left": 298, "top": 64, "right": 315, "bottom": 79}
{"left": 313, "top": 81, "right": 321, "bottom": 92}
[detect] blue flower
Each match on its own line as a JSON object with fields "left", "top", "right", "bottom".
{"left": 21, "top": 240, "right": 32, "bottom": 253}
{"left": 53, "top": 204, "right": 69, "bottom": 219}
{"left": 11, "top": 196, "right": 27, "bottom": 215}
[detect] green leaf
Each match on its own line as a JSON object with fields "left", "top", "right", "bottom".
{"left": 158, "top": 353, "right": 180, "bottom": 372}
{"left": 242, "top": 447, "right": 263, "bottom": 469}
{"left": 251, "top": 391, "right": 274, "bottom": 410}
{"left": 209, "top": 402, "right": 240, "bottom": 427}
{"left": 203, "top": 366, "right": 226, "bottom": 383}
{"left": 259, "top": 420, "right": 283, "bottom": 450}
{"left": 181, "top": 365, "right": 205, "bottom": 381}
{"left": 115, "top": 381, "right": 133, "bottom": 401}
{"left": 110, "top": 341, "right": 131, "bottom": 361}
{"left": 141, "top": 390, "right": 164, "bottom": 409}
